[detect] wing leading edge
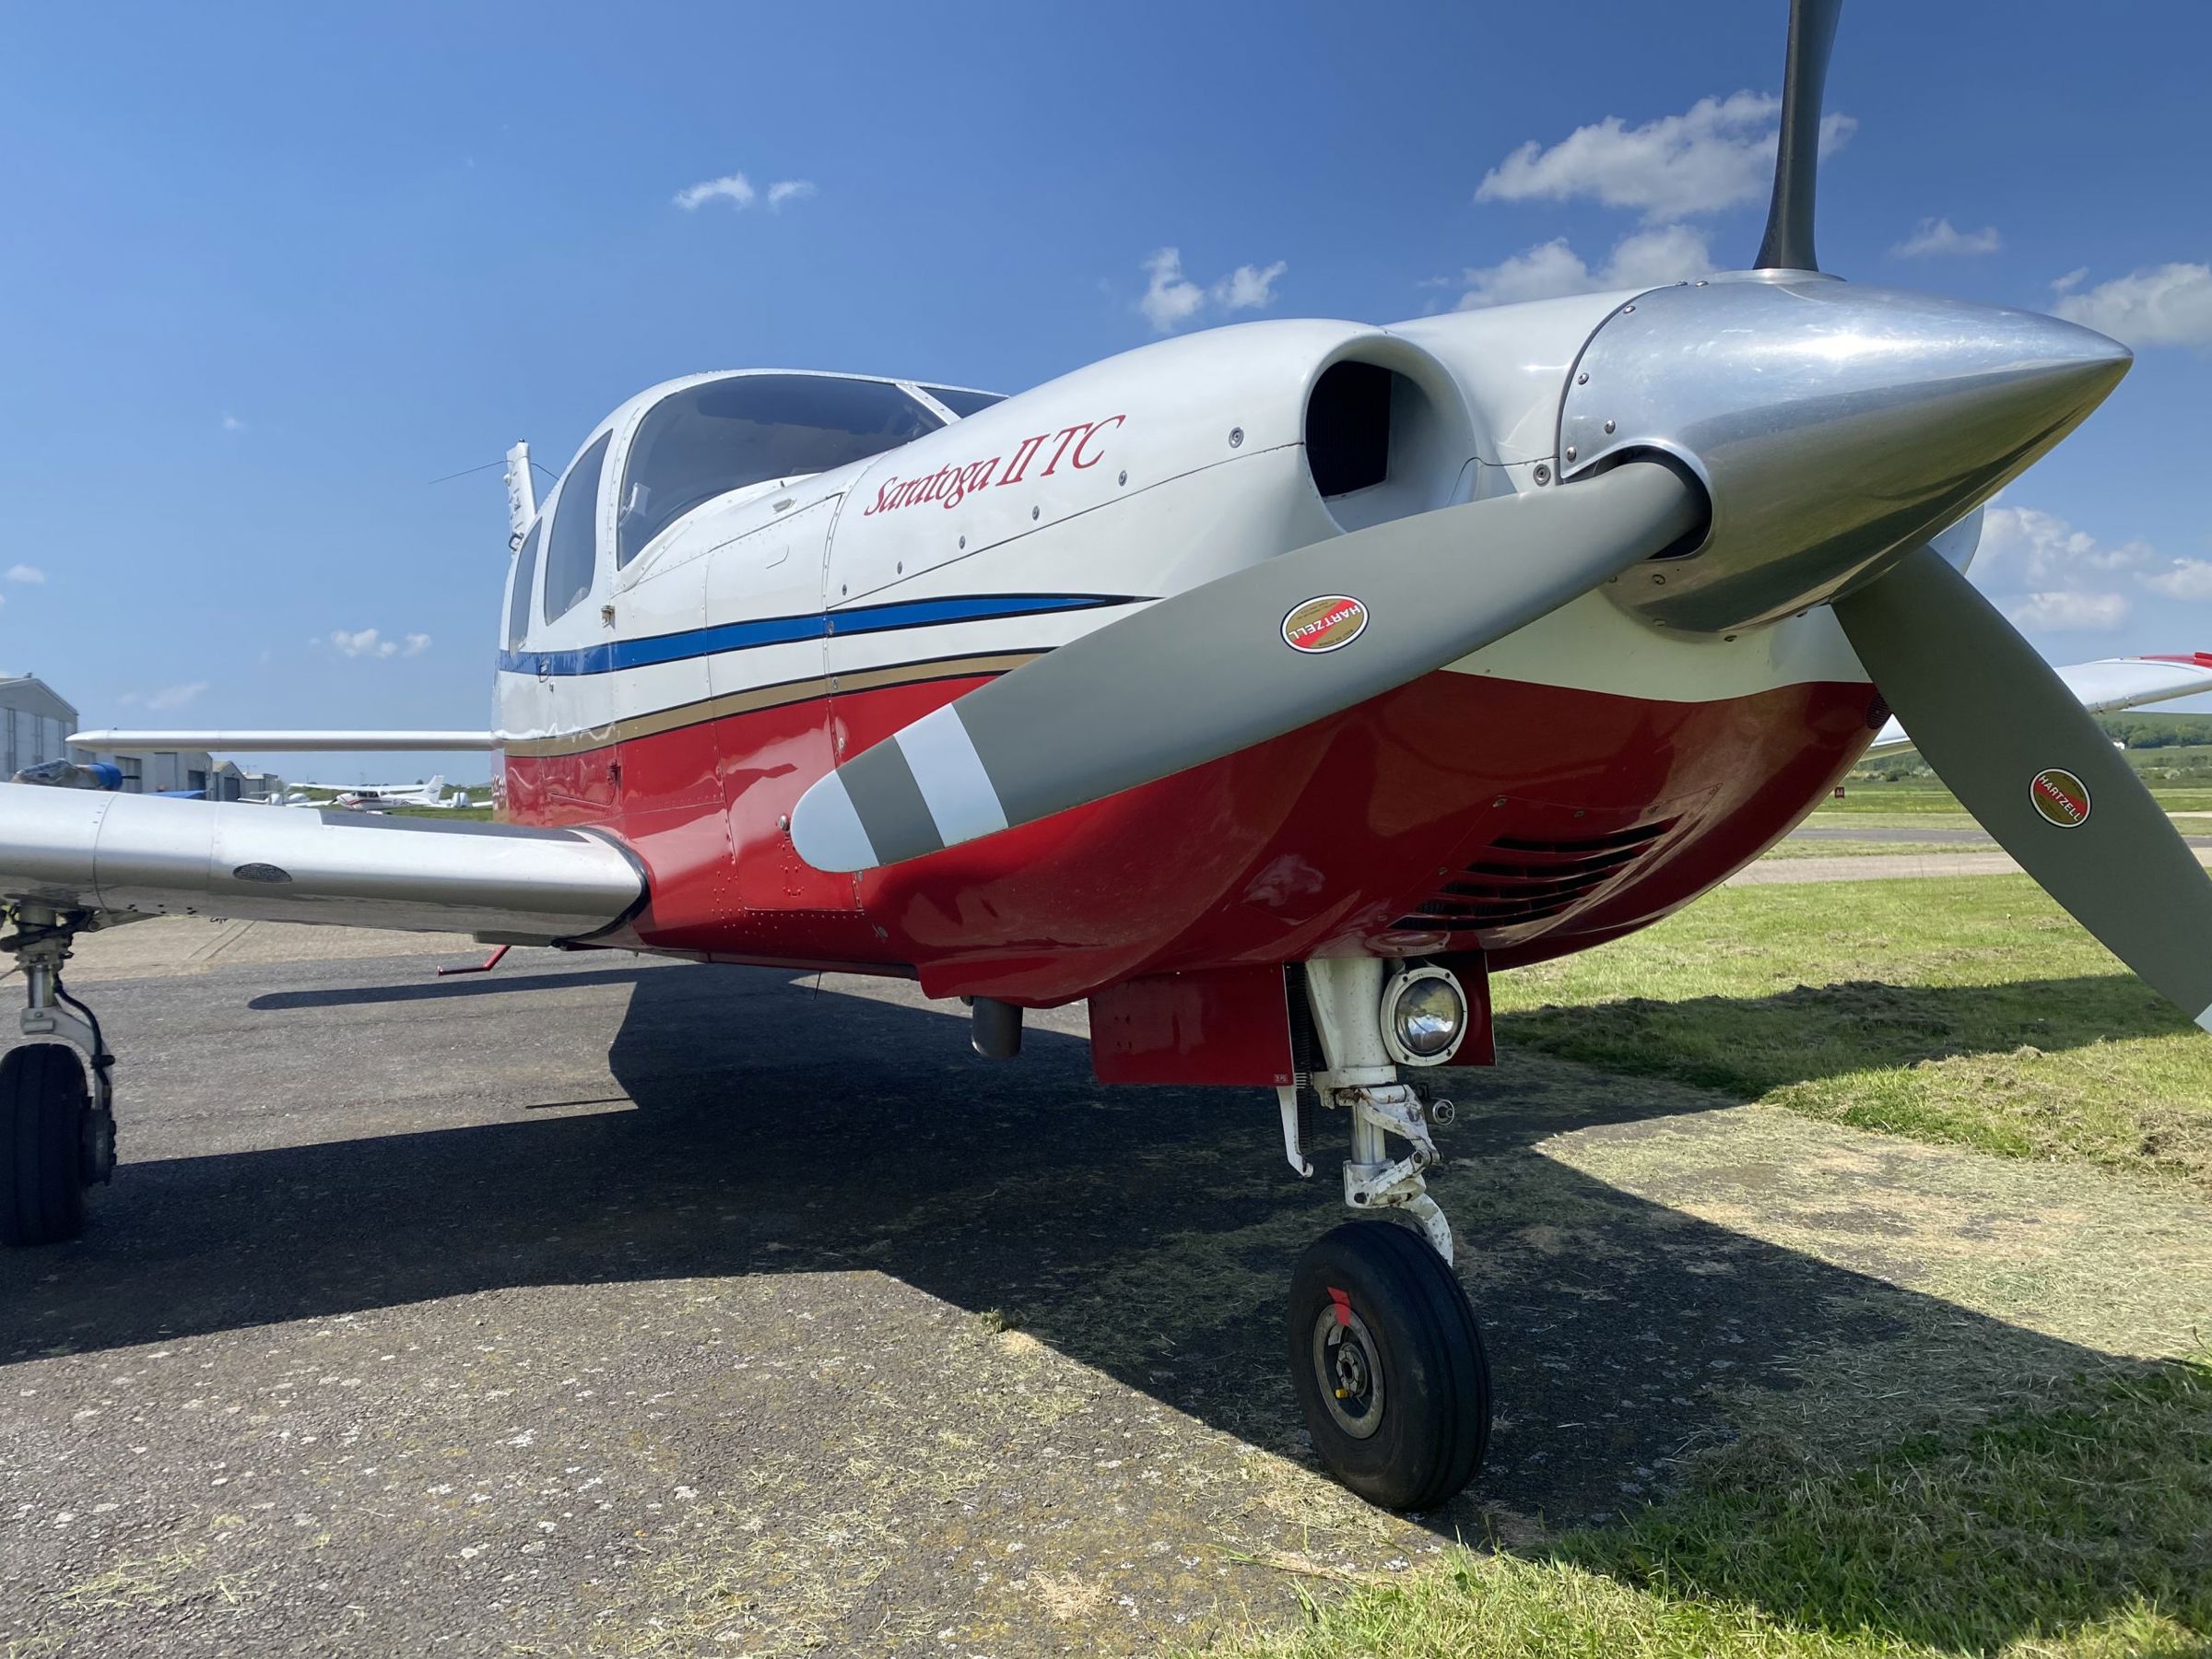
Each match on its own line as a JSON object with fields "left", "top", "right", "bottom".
{"left": 0, "top": 787, "right": 642, "bottom": 944}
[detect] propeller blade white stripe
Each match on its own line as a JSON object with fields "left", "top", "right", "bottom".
{"left": 895, "top": 705, "right": 1009, "bottom": 849}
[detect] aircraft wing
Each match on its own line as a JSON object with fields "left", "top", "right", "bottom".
{"left": 70, "top": 731, "right": 496, "bottom": 752}
{"left": 0, "top": 786, "right": 642, "bottom": 944}
{"left": 1865, "top": 653, "right": 2212, "bottom": 757}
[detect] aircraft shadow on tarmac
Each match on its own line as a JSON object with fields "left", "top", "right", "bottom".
{"left": 0, "top": 955, "right": 2152, "bottom": 1642}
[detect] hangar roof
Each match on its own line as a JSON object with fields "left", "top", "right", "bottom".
{"left": 0, "top": 675, "right": 78, "bottom": 723}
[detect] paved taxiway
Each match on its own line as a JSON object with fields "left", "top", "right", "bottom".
{"left": 1788, "top": 825, "right": 2212, "bottom": 847}
{"left": 5, "top": 919, "right": 2208, "bottom": 1655}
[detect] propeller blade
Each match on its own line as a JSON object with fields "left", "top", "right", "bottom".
{"left": 1833, "top": 544, "right": 2212, "bottom": 1029}
{"left": 1752, "top": 0, "right": 1843, "bottom": 272}
{"left": 793, "top": 460, "right": 1701, "bottom": 872}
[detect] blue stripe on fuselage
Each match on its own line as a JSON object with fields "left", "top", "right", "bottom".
{"left": 497, "top": 592, "right": 1142, "bottom": 677}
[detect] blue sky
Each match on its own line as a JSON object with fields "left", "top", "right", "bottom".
{"left": 3, "top": 1, "right": 2207, "bottom": 781}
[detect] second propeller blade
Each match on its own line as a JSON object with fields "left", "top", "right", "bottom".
{"left": 1833, "top": 544, "right": 2212, "bottom": 1029}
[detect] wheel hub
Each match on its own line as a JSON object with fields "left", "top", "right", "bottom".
{"left": 1310, "top": 1304, "right": 1386, "bottom": 1441}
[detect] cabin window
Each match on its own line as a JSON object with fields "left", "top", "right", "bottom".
{"left": 616, "top": 375, "right": 943, "bottom": 566}
{"left": 919, "top": 385, "right": 1006, "bottom": 418}
{"left": 505, "top": 519, "right": 543, "bottom": 649}
{"left": 543, "top": 432, "right": 612, "bottom": 622}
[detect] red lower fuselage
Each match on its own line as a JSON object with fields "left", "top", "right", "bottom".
{"left": 504, "top": 665, "right": 1879, "bottom": 1006}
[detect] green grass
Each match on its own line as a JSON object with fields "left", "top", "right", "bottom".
{"left": 1492, "top": 876, "right": 2212, "bottom": 1190}
{"left": 1201, "top": 869, "right": 2212, "bottom": 1659}
{"left": 1762, "top": 839, "right": 1985, "bottom": 859}
{"left": 382, "top": 803, "right": 494, "bottom": 820}
{"left": 1197, "top": 1359, "right": 2212, "bottom": 1658}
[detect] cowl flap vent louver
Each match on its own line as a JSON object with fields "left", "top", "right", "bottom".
{"left": 1394, "top": 818, "right": 1677, "bottom": 935}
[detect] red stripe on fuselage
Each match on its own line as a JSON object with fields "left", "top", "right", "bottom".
{"left": 506, "top": 668, "right": 1878, "bottom": 1003}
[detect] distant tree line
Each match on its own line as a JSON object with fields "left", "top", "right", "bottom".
{"left": 2099, "top": 714, "right": 2212, "bottom": 749}
{"left": 1846, "top": 712, "right": 2212, "bottom": 782}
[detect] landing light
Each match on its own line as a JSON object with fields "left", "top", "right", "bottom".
{"left": 1382, "top": 965, "right": 1467, "bottom": 1066}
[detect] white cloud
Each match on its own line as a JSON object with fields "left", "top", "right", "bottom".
{"left": 330, "top": 628, "right": 400, "bottom": 659}
{"left": 2142, "top": 559, "right": 2212, "bottom": 602}
{"left": 402, "top": 631, "right": 431, "bottom": 657}
{"left": 1139, "top": 248, "right": 1206, "bottom": 332}
{"left": 117, "top": 680, "right": 209, "bottom": 712}
{"left": 1475, "top": 92, "right": 1855, "bottom": 222}
{"left": 2052, "top": 263, "right": 2212, "bottom": 347}
{"left": 148, "top": 680, "right": 208, "bottom": 711}
{"left": 2004, "top": 591, "right": 2130, "bottom": 632}
{"left": 1890, "top": 217, "right": 2001, "bottom": 258}
{"left": 1976, "top": 504, "right": 2157, "bottom": 589}
{"left": 221, "top": 414, "right": 245, "bottom": 432}
{"left": 675, "top": 173, "right": 815, "bottom": 213}
{"left": 5, "top": 564, "right": 42, "bottom": 583}
{"left": 1213, "top": 260, "right": 1287, "bottom": 312}
{"left": 1454, "top": 225, "right": 1712, "bottom": 310}
{"left": 1137, "top": 248, "right": 1288, "bottom": 333}
{"left": 1970, "top": 504, "right": 2212, "bottom": 636}
{"left": 674, "top": 173, "right": 755, "bottom": 211}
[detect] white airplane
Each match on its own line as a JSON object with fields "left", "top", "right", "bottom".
{"left": 279, "top": 775, "right": 461, "bottom": 811}
{"left": 7, "top": 0, "right": 2211, "bottom": 1512}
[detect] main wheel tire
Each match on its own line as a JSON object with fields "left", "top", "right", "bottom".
{"left": 1, "top": 1044, "right": 92, "bottom": 1246}
{"left": 1287, "top": 1218, "right": 1490, "bottom": 1511}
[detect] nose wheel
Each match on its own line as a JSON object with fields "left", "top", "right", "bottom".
{"left": 1277, "top": 955, "right": 1492, "bottom": 1509}
{"left": 1288, "top": 1219, "right": 1490, "bottom": 1511}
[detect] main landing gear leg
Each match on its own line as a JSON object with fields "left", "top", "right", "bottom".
{"left": 1, "top": 905, "right": 116, "bottom": 1246}
{"left": 1278, "top": 956, "right": 1490, "bottom": 1511}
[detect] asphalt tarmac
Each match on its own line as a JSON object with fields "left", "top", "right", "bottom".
{"left": 3, "top": 922, "right": 2193, "bottom": 1655}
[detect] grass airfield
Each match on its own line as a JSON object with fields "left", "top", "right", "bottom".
{"left": 1210, "top": 868, "right": 2212, "bottom": 1657}
{"left": 1206, "top": 781, "right": 2212, "bottom": 1657}
{"left": 2, "top": 798, "right": 2207, "bottom": 1656}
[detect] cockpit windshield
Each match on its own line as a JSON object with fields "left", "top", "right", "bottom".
{"left": 617, "top": 374, "right": 943, "bottom": 566}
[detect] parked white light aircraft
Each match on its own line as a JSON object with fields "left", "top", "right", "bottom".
{"left": 7, "top": 0, "right": 2210, "bottom": 1511}
{"left": 280, "top": 775, "right": 461, "bottom": 811}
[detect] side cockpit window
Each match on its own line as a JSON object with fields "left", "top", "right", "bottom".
{"left": 504, "top": 519, "right": 543, "bottom": 648}
{"left": 616, "top": 375, "right": 943, "bottom": 566}
{"left": 543, "top": 431, "right": 612, "bottom": 623}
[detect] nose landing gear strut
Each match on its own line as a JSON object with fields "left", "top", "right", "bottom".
{"left": 1, "top": 904, "right": 116, "bottom": 1246}
{"left": 1277, "top": 956, "right": 1491, "bottom": 1511}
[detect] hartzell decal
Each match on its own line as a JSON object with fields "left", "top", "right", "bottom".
{"left": 2030, "top": 766, "right": 2091, "bottom": 827}
{"left": 1282, "top": 594, "right": 1369, "bottom": 654}
{"left": 862, "top": 415, "right": 1126, "bottom": 516}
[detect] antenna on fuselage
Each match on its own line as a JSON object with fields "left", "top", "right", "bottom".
{"left": 503, "top": 441, "right": 535, "bottom": 550}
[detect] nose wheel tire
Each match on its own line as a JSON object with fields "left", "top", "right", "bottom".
{"left": 1, "top": 1044, "right": 94, "bottom": 1246}
{"left": 1288, "top": 1218, "right": 1490, "bottom": 1511}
